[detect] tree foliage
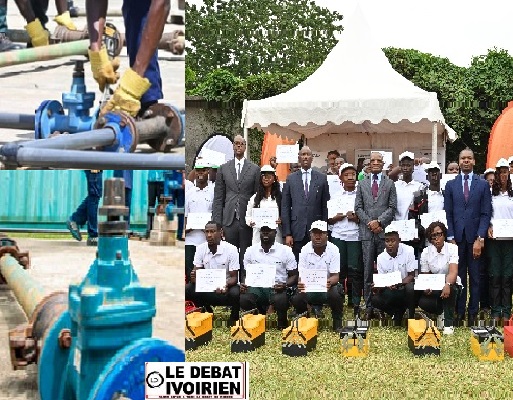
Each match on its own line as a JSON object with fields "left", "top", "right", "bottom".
{"left": 186, "top": 0, "right": 343, "bottom": 81}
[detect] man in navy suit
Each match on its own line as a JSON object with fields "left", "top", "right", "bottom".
{"left": 444, "top": 148, "right": 492, "bottom": 326}
{"left": 282, "top": 146, "right": 330, "bottom": 261}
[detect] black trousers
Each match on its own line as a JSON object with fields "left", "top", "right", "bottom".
{"left": 223, "top": 220, "right": 252, "bottom": 276}
{"left": 291, "top": 284, "right": 345, "bottom": 322}
{"left": 240, "top": 288, "right": 290, "bottom": 328}
{"left": 417, "top": 285, "right": 459, "bottom": 327}
{"left": 371, "top": 282, "right": 415, "bottom": 319}
{"left": 185, "top": 283, "right": 240, "bottom": 321}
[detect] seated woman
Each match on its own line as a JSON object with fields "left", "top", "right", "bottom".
{"left": 418, "top": 221, "right": 460, "bottom": 334}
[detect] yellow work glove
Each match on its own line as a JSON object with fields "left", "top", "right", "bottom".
{"left": 100, "top": 68, "right": 151, "bottom": 117}
{"left": 88, "top": 46, "right": 120, "bottom": 91}
{"left": 25, "top": 19, "right": 49, "bottom": 47}
{"left": 54, "top": 11, "right": 77, "bottom": 30}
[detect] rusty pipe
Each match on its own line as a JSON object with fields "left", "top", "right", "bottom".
{"left": 0, "top": 254, "right": 44, "bottom": 319}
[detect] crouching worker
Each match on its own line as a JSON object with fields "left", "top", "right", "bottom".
{"left": 417, "top": 221, "right": 460, "bottom": 334}
{"left": 240, "top": 221, "right": 298, "bottom": 329}
{"left": 185, "top": 221, "right": 240, "bottom": 326}
{"left": 291, "top": 221, "right": 344, "bottom": 331}
{"left": 371, "top": 226, "right": 416, "bottom": 325}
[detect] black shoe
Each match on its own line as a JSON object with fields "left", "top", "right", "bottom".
{"left": 86, "top": 237, "right": 98, "bottom": 246}
{"left": 311, "top": 305, "right": 325, "bottom": 319}
{"left": 66, "top": 219, "right": 82, "bottom": 241}
{"left": 0, "top": 33, "right": 23, "bottom": 52}
{"left": 353, "top": 306, "right": 361, "bottom": 319}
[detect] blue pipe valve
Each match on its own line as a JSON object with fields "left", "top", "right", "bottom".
{"left": 35, "top": 60, "right": 97, "bottom": 139}
{"left": 37, "top": 178, "right": 184, "bottom": 400}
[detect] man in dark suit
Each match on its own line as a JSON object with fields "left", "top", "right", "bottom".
{"left": 281, "top": 146, "right": 330, "bottom": 261}
{"left": 212, "top": 135, "right": 261, "bottom": 270}
{"left": 355, "top": 151, "right": 397, "bottom": 319}
{"left": 444, "top": 148, "right": 492, "bottom": 326}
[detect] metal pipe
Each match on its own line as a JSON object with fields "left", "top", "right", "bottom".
{"left": 21, "top": 129, "right": 116, "bottom": 150}
{"left": 135, "top": 115, "right": 168, "bottom": 142}
{"left": 0, "top": 40, "right": 90, "bottom": 68}
{"left": 0, "top": 254, "right": 45, "bottom": 319}
{"left": 0, "top": 113, "right": 36, "bottom": 131}
{"left": 0, "top": 146, "right": 185, "bottom": 169}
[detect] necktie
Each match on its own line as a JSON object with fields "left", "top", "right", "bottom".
{"left": 237, "top": 162, "right": 241, "bottom": 180}
{"left": 464, "top": 174, "right": 469, "bottom": 201}
{"left": 372, "top": 174, "right": 378, "bottom": 199}
{"left": 304, "top": 171, "right": 309, "bottom": 198}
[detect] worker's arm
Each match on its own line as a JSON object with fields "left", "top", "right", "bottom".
{"left": 86, "top": 0, "right": 108, "bottom": 51}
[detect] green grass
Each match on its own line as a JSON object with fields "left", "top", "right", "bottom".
{"left": 187, "top": 309, "right": 513, "bottom": 400}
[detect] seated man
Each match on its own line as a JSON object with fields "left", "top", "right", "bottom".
{"left": 185, "top": 221, "right": 240, "bottom": 325}
{"left": 240, "top": 221, "right": 298, "bottom": 329}
{"left": 417, "top": 221, "right": 460, "bottom": 334}
{"left": 291, "top": 220, "right": 344, "bottom": 331}
{"left": 371, "top": 226, "right": 416, "bottom": 325}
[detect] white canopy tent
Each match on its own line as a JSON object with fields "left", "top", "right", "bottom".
{"left": 241, "top": 5, "right": 456, "bottom": 167}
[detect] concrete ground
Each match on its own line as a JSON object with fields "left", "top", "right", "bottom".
{"left": 0, "top": 237, "right": 184, "bottom": 400}
{"left": 0, "top": 0, "right": 184, "bottom": 166}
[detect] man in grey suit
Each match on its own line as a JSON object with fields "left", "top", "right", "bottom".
{"left": 212, "top": 135, "right": 261, "bottom": 270}
{"left": 282, "top": 146, "right": 330, "bottom": 261}
{"left": 355, "top": 151, "right": 397, "bottom": 319}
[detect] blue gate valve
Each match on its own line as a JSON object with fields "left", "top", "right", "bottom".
{"left": 35, "top": 60, "right": 97, "bottom": 139}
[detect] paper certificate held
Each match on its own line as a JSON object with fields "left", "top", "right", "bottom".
{"left": 245, "top": 264, "right": 276, "bottom": 288}
{"left": 420, "top": 210, "right": 447, "bottom": 229}
{"left": 276, "top": 144, "right": 300, "bottom": 164}
{"left": 252, "top": 208, "right": 279, "bottom": 228}
{"left": 328, "top": 197, "right": 355, "bottom": 218}
{"left": 414, "top": 273, "right": 446, "bottom": 291}
{"left": 300, "top": 269, "right": 327, "bottom": 292}
{"left": 373, "top": 271, "right": 402, "bottom": 287}
{"left": 492, "top": 219, "right": 513, "bottom": 239}
{"left": 195, "top": 269, "right": 226, "bottom": 292}
{"left": 388, "top": 219, "right": 416, "bottom": 241}
{"left": 186, "top": 212, "right": 212, "bottom": 230}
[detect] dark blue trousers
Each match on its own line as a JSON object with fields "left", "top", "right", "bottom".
{"left": 71, "top": 171, "right": 103, "bottom": 238}
{"left": 122, "top": 0, "right": 163, "bottom": 106}
{"left": 456, "top": 239, "right": 481, "bottom": 316}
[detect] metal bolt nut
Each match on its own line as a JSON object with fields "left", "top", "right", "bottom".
{"left": 58, "top": 329, "right": 72, "bottom": 349}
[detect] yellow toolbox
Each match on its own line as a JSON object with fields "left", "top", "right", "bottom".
{"left": 470, "top": 326, "right": 504, "bottom": 361}
{"left": 340, "top": 320, "right": 370, "bottom": 357}
{"left": 408, "top": 314, "right": 440, "bottom": 356}
{"left": 231, "top": 309, "right": 266, "bottom": 353}
{"left": 282, "top": 312, "right": 318, "bottom": 357}
{"left": 185, "top": 307, "right": 213, "bottom": 350}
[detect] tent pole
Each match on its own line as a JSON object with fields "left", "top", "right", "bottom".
{"left": 244, "top": 126, "right": 249, "bottom": 160}
{"left": 431, "top": 122, "right": 438, "bottom": 164}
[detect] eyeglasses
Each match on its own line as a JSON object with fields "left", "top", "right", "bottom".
{"left": 430, "top": 232, "right": 444, "bottom": 240}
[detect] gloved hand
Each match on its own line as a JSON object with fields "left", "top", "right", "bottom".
{"left": 25, "top": 19, "right": 49, "bottom": 47}
{"left": 100, "top": 68, "right": 151, "bottom": 117}
{"left": 88, "top": 46, "right": 120, "bottom": 91}
{"left": 54, "top": 11, "right": 77, "bottom": 30}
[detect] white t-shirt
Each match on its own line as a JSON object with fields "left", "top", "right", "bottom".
{"left": 394, "top": 180, "right": 424, "bottom": 221}
{"left": 184, "top": 184, "right": 214, "bottom": 246}
{"left": 427, "top": 190, "right": 444, "bottom": 213}
{"left": 420, "top": 242, "right": 461, "bottom": 286}
{"left": 299, "top": 241, "right": 340, "bottom": 279}
{"left": 245, "top": 194, "right": 282, "bottom": 245}
{"left": 193, "top": 241, "right": 240, "bottom": 280}
{"left": 328, "top": 189, "right": 359, "bottom": 241}
{"left": 243, "top": 242, "right": 297, "bottom": 285}
{"left": 491, "top": 192, "right": 513, "bottom": 221}
{"left": 377, "top": 243, "right": 416, "bottom": 279}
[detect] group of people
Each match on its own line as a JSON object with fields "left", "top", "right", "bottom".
{"left": 184, "top": 136, "right": 513, "bottom": 334}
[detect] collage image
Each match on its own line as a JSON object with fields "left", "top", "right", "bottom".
{"left": 2, "top": 0, "right": 513, "bottom": 399}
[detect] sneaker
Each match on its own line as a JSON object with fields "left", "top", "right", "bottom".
{"left": 437, "top": 312, "right": 445, "bottom": 330}
{"left": 0, "top": 33, "right": 22, "bottom": 52}
{"left": 86, "top": 237, "right": 98, "bottom": 246}
{"left": 66, "top": 219, "right": 82, "bottom": 241}
{"left": 443, "top": 326, "right": 454, "bottom": 335}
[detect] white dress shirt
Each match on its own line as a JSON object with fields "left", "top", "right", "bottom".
{"left": 243, "top": 242, "right": 297, "bottom": 285}
{"left": 420, "top": 242, "right": 461, "bottom": 285}
{"left": 193, "top": 241, "right": 240, "bottom": 280}
{"left": 377, "top": 243, "right": 416, "bottom": 279}
{"left": 298, "top": 241, "right": 340, "bottom": 279}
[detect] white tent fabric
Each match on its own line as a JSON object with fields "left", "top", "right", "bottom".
{"left": 242, "top": 5, "right": 456, "bottom": 141}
